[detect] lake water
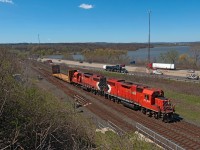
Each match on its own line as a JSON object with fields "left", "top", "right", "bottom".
{"left": 46, "top": 46, "right": 191, "bottom": 61}
{"left": 127, "top": 46, "right": 190, "bottom": 61}
{"left": 44, "top": 54, "right": 84, "bottom": 60}
{"left": 45, "top": 55, "right": 64, "bottom": 59}
{"left": 73, "top": 54, "right": 84, "bottom": 60}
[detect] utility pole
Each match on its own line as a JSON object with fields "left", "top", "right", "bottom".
{"left": 38, "top": 34, "right": 41, "bottom": 59}
{"left": 38, "top": 34, "right": 40, "bottom": 44}
{"left": 148, "top": 10, "right": 151, "bottom": 63}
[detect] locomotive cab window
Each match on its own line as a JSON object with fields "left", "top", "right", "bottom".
{"left": 145, "top": 94, "right": 149, "bottom": 100}
{"left": 121, "top": 85, "right": 131, "bottom": 89}
{"left": 136, "top": 88, "right": 143, "bottom": 93}
{"left": 152, "top": 91, "right": 164, "bottom": 98}
{"left": 93, "top": 78, "right": 99, "bottom": 82}
{"left": 152, "top": 92, "right": 159, "bottom": 98}
{"left": 107, "top": 81, "right": 115, "bottom": 86}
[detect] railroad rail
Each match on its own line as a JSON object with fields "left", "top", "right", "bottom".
{"left": 98, "top": 96, "right": 200, "bottom": 149}
{"left": 31, "top": 61, "right": 134, "bottom": 131}
{"left": 74, "top": 94, "right": 91, "bottom": 107}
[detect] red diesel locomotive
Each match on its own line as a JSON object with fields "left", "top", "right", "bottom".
{"left": 105, "top": 78, "right": 174, "bottom": 122}
{"left": 52, "top": 65, "right": 175, "bottom": 122}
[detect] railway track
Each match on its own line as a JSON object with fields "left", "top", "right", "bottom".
{"left": 85, "top": 91, "right": 200, "bottom": 149}
{"left": 31, "top": 64, "right": 134, "bottom": 132}
{"left": 74, "top": 94, "right": 91, "bottom": 107}
{"left": 31, "top": 61, "right": 200, "bottom": 149}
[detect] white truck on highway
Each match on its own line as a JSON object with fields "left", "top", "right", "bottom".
{"left": 148, "top": 63, "right": 175, "bottom": 70}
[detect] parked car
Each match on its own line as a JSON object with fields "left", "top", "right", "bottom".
{"left": 153, "top": 69, "right": 163, "bottom": 75}
{"left": 130, "top": 61, "right": 136, "bottom": 64}
{"left": 187, "top": 69, "right": 195, "bottom": 73}
{"left": 186, "top": 73, "right": 199, "bottom": 80}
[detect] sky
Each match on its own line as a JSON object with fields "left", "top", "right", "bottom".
{"left": 0, "top": 0, "right": 200, "bottom": 43}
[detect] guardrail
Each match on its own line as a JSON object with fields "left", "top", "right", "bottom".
{"left": 96, "top": 120, "right": 126, "bottom": 136}
{"left": 136, "top": 123, "right": 185, "bottom": 150}
{"left": 96, "top": 120, "right": 185, "bottom": 149}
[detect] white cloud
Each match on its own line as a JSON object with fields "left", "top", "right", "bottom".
{"left": 0, "top": 0, "right": 13, "bottom": 4}
{"left": 79, "top": 3, "right": 93, "bottom": 10}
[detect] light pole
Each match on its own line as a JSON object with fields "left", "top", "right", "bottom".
{"left": 148, "top": 10, "right": 151, "bottom": 63}
{"left": 38, "top": 34, "right": 40, "bottom": 44}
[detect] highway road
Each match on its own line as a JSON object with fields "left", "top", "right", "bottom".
{"left": 41, "top": 58, "right": 200, "bottom": 84}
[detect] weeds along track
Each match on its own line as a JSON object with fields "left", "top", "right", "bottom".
{"left": 32, "top": 61, "right": 200, "bottom": 149}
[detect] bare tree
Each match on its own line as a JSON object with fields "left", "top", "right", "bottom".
{"left": 159, "top": 50, "right": 179, "bottom": 64}
{"left": 190, "top": 45, "right": 200, "bottom": 67}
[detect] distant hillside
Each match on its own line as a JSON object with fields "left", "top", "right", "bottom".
{"left": 0, "top": 43, "right": 148, "bottom": 51}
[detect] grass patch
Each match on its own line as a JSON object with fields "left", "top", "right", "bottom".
{"left": 95, "top": 131, "right": 160, "bottom": 150}
{"left": 166, "top": 91, "right": 200, "bottom": 104}
{"left": 165, "top": 91, "right": 200, "bottom": 124}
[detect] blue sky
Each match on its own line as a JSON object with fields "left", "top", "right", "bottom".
{"left": 0, "top": 0, "right": 200, "bottom": 43}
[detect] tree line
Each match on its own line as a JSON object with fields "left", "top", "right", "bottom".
{"left": 0, "top": 43, "right": 147, "bottom": 54}
{"left": 157, "top": 45, "right": 200, "bottom": 69}
{"left": 1, "top": 42, "right": 199, "bottom": 68}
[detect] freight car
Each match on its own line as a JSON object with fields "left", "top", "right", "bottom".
{"left": 52, "top": 65, "right": 77, "bottom": 83}
{"left": 52, "top": 65, "right": 174, "bottom": 122}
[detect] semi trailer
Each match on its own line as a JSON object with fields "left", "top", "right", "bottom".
{"left": 147, "top": 63, "right": 175, "bottom": 70}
